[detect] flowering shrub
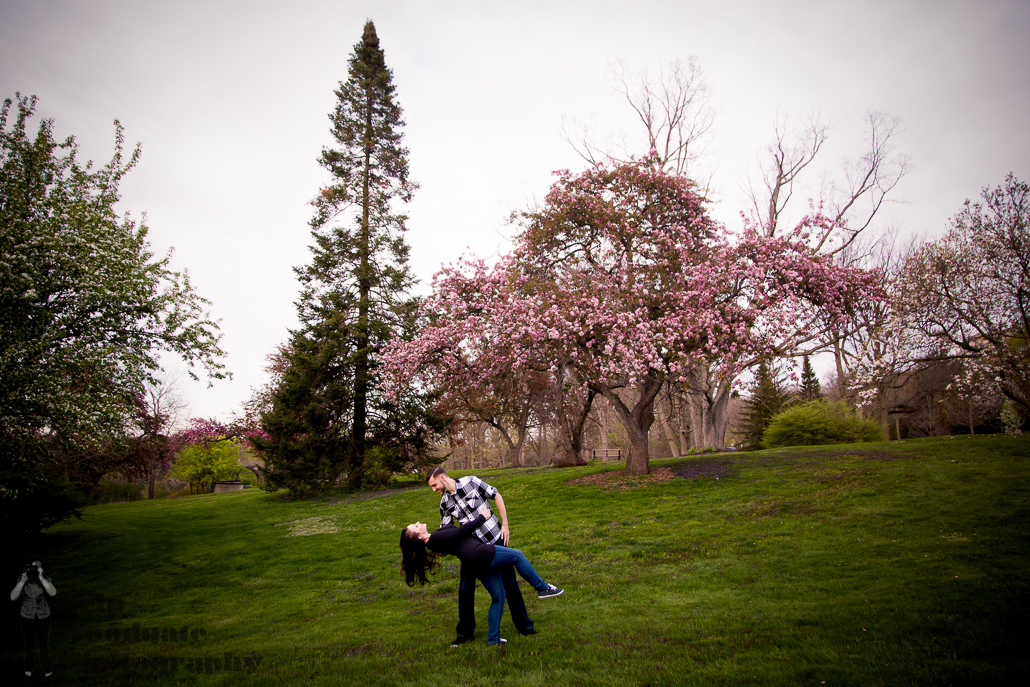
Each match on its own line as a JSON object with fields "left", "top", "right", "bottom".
{"left": 1001, "top": 400, "right": 1024, "bottom": 437}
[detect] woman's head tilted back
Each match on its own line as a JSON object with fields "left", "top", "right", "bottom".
{"left": 399, "top": 524, "right": 438, "bottom": 586}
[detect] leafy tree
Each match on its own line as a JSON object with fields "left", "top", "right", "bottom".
{"left": 1, "top": 94, "right": 226, "bottom": 536}
{"left": 260, "top": 23, "right": 440, "bottom": 490}
{"left": 169, "top": 438, "right": 241, "bottom": 495}
{"left": 52, "top": 389, "right": 174, "bottom": 500}
{"left": 738, "top": 360, "right": 790, "bottom": 451}
{"left": 897, "top": 174, "right": 1030, "bottom": 415}
{"left": 799, "top": 355, "right": 822, "bottom": 402}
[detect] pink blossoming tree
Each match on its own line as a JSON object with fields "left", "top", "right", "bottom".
{"left": 385, "top": 156, "right": 882, "bottom": 474}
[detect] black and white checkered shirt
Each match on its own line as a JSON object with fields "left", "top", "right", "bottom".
{"left": 439, "top": 476, "right": 503, "bottom": 545}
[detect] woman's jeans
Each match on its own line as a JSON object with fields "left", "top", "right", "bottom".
{"left": 481, "top": 546, "right": 548, "bottom": 645}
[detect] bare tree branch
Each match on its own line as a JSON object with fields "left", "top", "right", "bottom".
{"left": 743, "top": 114, "right": 826, "bottom": 235}
{"left": 561, "top": 59, "right": 716, "bottom": 187}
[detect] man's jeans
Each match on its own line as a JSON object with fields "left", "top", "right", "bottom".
{"left": 456, "top": 562, "right": 534, "bottom": 641}
{"left": 479, "top": 546, "right": 548, "bottom": 645}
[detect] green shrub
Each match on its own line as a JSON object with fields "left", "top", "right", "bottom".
{"left": 763, "top": 400, "right": 883, "bottom": 448}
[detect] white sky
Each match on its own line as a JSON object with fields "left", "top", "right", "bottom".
{"left": 2, "top": 0, "right": 1028, "bottom": 422}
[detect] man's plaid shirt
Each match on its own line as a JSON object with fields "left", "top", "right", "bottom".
{"left": 439, "top": 475, "right": 502, "bottom": 545}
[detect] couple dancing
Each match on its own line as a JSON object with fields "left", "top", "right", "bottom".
{"left": 399, "top": 466, "right": 563, "bottom": 647}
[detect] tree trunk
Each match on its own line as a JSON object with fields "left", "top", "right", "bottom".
{"left": 686, "top": 382, "right": 731, "bottom": 450}
{"left": 655, "top": 396, "right": 680, "bottom": 457}
{"left": 597, "top": 371, "right": 663, "bottom": 475}
{"left": 534, "top": 425, "right": 545, "bottom": 466}
{"left": 877, "top": 399, "right": 890, "bottom": 440}
{"left": 832, "top": 338, "right": 852, "bottom": 404}
{"left": 553, "top": 387, "right": 595, "bottom": 467}
{"left": 682, "top": 363, "right": 732, "bottom": 450}
{"left": 348, "top": 79, "right": 376, "bottom": 491}
{"left": 666, "top": 385, "right": 691, "bottom": 454}
{"left": 671, "top": 387, "right": 691, "bottom": 455}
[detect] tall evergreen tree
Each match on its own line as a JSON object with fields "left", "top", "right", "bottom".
{"left": 799, "top": 355, "right": 822, "bottom": 402}
{"left": 257, "top": 22, "right": 439, "bottom": 490}
{"left": 738, "top": 360, "right": 790, "bottom": 451}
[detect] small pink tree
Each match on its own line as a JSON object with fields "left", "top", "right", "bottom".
{"left": 382, "top": 258, "right": 549, "bottom": 466}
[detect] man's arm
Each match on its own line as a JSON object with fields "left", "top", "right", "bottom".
{"left": 493, "top": 492, "right": 510, "bottom": 546}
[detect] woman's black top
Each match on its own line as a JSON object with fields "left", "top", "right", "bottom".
{"left": 426, "top": 513, "right": 496, "bottom": 576}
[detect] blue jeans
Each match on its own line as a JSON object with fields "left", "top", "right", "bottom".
{"left": 457, "top": 564, "right": 533, "bottom": 641}
{"left": 480, "top": 546, "right": 549, "bottom": 645}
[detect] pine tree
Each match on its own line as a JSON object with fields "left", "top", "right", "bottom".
{"left": 799, "top": 355, "right": 822, "bottom": 402}
{"left": 738, "top": 360, "right": 790, "bottom": 451}
{"left": 258, "top": 22, "right": 438, "bottom": 490}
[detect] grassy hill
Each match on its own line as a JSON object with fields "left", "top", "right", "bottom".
{"left": 5, "top": 435, "right": 1029, "bottom": 685}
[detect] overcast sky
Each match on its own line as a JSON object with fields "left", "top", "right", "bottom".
{"left": 2, "top": 0, "right": 1028, "bottom": 423}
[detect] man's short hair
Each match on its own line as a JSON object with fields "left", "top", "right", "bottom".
{"left": 426, "top": 466, "right": 448, "bottom": 484}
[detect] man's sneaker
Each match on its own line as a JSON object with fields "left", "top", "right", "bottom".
{"left": 538, "top": 584, "right": 564, "bottom": 599}
{"left": 487, "top": 638, "right": 507, "bottom": 647}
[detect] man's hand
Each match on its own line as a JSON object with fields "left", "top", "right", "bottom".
{"left": 499, "top": 523, "right": 510, "bottom": 546}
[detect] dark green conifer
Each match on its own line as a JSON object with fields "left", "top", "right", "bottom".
{"left": 799, "top": 355, "right": 822, "bottom": 402}
{"left": 257, "top": 22, "right": 440, "bottom": 491}
{"left": 738, "top": 360, "right": 790, "bottom": 451}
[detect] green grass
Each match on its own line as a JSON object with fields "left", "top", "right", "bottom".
{"left": 8, "top": 435, "right": 1029, "bottom": 685}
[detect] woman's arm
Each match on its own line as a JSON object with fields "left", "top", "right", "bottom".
{"left": 10, "top": 573, "right": 27, "bottom": 601}
{"left": 36, "top": 565, "right": 56, "bottom": 596}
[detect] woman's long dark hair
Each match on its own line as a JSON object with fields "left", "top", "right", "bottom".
{"left": 399, "top": 528, "right": 439, "bottom": 586}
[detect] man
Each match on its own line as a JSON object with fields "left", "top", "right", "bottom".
{"left": 427, "top": 466, "right": 536, "bottom": 645}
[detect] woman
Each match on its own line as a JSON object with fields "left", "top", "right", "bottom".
{"left": 10, "top": 555, "right": 56, "bottom": 677}
{"left": 400, "top": 505, "right": 562, "bottom": 646}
